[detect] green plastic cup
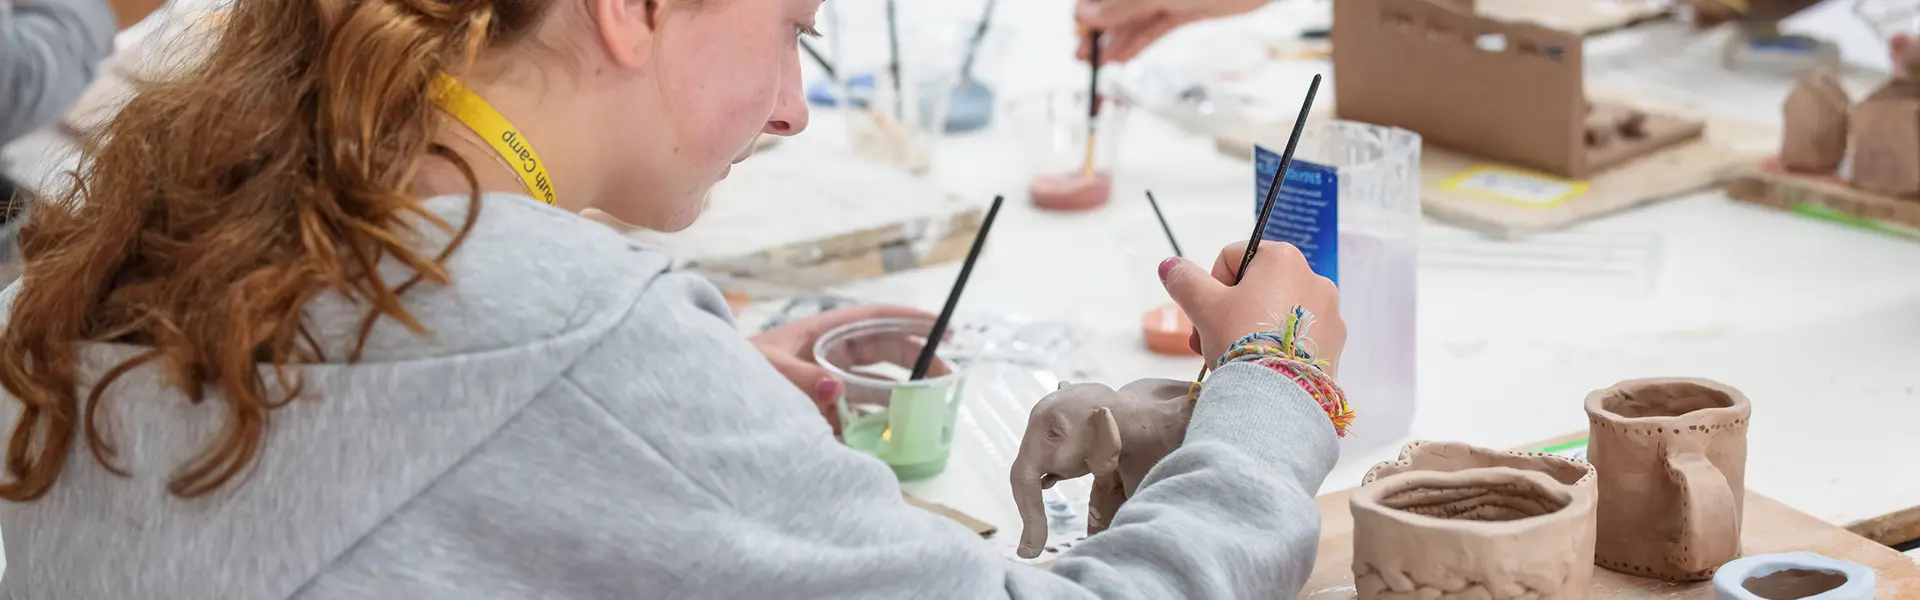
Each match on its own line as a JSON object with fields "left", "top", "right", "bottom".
{"left": 813, "top": 317, "right": 965, "bottom": 480}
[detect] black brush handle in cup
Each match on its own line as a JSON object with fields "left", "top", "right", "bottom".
{"left": 910, "top": 195, "right": 1005, "bottom": 380}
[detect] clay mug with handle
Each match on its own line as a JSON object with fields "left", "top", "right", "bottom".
{"left": 1010, "top": 378, "right": 1193, "bottom": 559}
{"left": 1585, "top": 378, "right": 1751, "bottom": 582}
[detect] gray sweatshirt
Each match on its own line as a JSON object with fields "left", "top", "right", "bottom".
{"left": 0, "top": 193, "right": 1339, "bottom": 599}
{"left": 0, "top": 0, "right": 118, "bottom": 144}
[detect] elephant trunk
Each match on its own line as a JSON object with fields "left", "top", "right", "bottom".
{"left": 1011, "top": 459, "right": 1049, "bottom": 559}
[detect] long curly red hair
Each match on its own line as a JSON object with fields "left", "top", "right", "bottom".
{"left": 0, "top": 0, "right": 555, "bottom": 501}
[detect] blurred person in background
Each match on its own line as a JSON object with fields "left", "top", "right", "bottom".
{"left": 1075, "top": 0, "right": 1271, "bottom": 64}
{"left": 0, "top": 0, "right": 1348, "bottom": 598}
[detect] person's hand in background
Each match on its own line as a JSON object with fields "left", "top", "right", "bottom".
{"left": 750, "top": 304, "right": 939, "bottom": 427}
{"left": 108, "top": 0, "right": 169, "bottom": 29}
{"left": 1160, "top": 240, "right": 1344, "bottom": 375}
{"left": 1075, "top": 0, "right": 1269, "bottom": 64}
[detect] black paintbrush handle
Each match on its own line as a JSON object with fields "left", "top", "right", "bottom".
{"left": 885, "top": 0, "right": 904, "bottom": 117}
{"left": 1236, "top": 74, "right": 1321, "bottom": 285}
{"left": 960, "top": 0, "right": 999, "bottom": 77}
{"left": 800, "top": 39, "right": 837, "bottom": 82}
{"left": 1145, "top": 190, "right": 1183, "bottom": 258}
{"left": 910, "top": 195, "right": 1006, "bottom": 380}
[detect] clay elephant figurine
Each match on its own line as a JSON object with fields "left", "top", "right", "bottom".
{"left": 1010, "top": 378, "right": 1193, "bottom": 559}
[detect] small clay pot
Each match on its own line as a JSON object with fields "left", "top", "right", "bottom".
{"left": 1586, "top": 378, "right": 1752, "bottom": 582}
{"left": 1352, "top": 467, "right": 1597, "bottom": 600}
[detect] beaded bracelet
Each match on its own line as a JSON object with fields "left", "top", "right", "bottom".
{"left": 1188, "top": 306, "right": 1353, "bottom": 438}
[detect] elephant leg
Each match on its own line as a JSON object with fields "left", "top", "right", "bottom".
{"left": 1087, "top": 472, "right": 1127, "bottom": 536}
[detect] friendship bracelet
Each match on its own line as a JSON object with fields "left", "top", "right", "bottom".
{"left": 1211, "top": 306, "right": 1321, "bottom": 371}
{"left": 1186, "top": 305, "right": 1352, "bottom": 437}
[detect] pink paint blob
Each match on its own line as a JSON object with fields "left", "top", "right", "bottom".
{"left": 1028, "top": 171, "right": 1113, "bottom": 212}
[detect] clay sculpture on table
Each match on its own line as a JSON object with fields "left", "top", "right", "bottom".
{"left": 1780, "top": 69, "right": 1851, "bottom": 174}
{"left": 1353, "top": 442, "right": 1598, "bottom": 600}
{"left": 1332, "top": 0, "right": 1706, "bottom": 179}
{"left": 1351, "top": 466, "right": 1597, "bottom": 600}
{"left": 1782, "top": 34, "right": 1920, "bottom": 199}
{"left": 1585, "top": 378, "right": 1752, "bottom": 582}
{"left": 1010, "top": 378, "right": 1192, "bottom": 559}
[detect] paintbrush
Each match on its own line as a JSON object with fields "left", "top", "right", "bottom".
{"left": 910, "top": 195, "right": 1006, "bottom": 380}
{"left": 800, "top": 38, "right": 838, "bottom": 83}
{"left": 885, "top": 0, "right": 904, "bottom": 118}
{"left": 1082, "top": 27, "right": 1104, "bottom": 176}
{"left": 1144, "top": 190, "right": 1183, "bottom": 258}
{"left": 1193, "top": 74, "right": 1322, "bottom": 384}
{"left": 959, "top": 0, "right": 999, "bottom": 79}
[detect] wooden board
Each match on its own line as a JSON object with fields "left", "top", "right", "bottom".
{"left": 1476, "top": 0, "right": 1670, "bottom": 37}
{"left": 1215, "top": 91, "right": 1777, "bottom": 239}
{"left": 1304, "top": 489, "right": 1920, "bottom": 599}
{"left": 1303, "top": 433, "right": 1920, "bottom": 599}
{"left": 905, "top": 493, "right": 998, "bottom": 538}
{"left": 1848, "top": 504, "right": 1920, "bottom": 548}
{"left": 616, "top": 127, "right": 986, "bottom": 294}
{"left": 1724, "top": 167, "right": 1920, "bottom": 237}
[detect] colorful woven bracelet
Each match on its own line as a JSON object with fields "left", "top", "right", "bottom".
{"left": 1186, "top": 305, "right": 1352, "bottom": 437}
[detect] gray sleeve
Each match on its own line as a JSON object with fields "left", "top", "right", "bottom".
{"left": 560, "top": 270, "right": 1339, "bottom": 599}
{"left": 0, "top": 0, "right": 119, "bottom": 144}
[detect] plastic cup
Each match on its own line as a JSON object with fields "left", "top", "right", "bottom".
{"left": 822, "top": 2, "right": 967, "bottom": 175}
{"left": 1003, "top": 89, "right": 1133, "bottom": 211}
{"left": 814, "top": 317, "right": 965, "bottom": 480}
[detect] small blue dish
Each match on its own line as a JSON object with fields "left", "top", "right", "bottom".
{"left": 806, "top": 73, "right": 876, "bottom": 108}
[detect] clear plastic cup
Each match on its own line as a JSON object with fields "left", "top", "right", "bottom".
{"left": 1003, "top": 89, "right": 1133, "bottom": 211}
{"left": 1135, "top": 121, "right": 1419, "bottom": 455}
{"left": 823, "top": 2, "right": 967, "bottom": 175}
{"left": 1286, "top": 121, "right": 1420, "bottom": 454}
{"left": 814, "top": 317, "right": 966, "bottom": 480}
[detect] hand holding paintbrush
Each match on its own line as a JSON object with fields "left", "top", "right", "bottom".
{"left": 1169, "top": 75, "right": 1344, "bottom": 377}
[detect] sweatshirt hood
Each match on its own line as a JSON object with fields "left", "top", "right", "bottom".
{"left": 0, "top": 194, "right": 668, "bottom": 599}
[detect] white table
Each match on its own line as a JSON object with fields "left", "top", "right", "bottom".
{"left": 4, "top": 0, "right": 1918, "bottom": 568}
{"left": 788, "top": 0, "right": 1920, "bottom": 549}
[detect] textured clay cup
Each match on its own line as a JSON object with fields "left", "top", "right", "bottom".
{"left": 1351, "top": 467, "right": 1598, "bottom": 600}
{"left": 1586, "top": 378, "right": 1752, "bottom": 582}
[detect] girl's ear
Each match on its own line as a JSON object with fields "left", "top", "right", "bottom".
{"left": 592, "top": 0, "right": 659, "bottom": 68}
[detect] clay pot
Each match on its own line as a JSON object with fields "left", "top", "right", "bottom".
{"left": 1586, "top": 378, "right": 1752, "bottom": 582}
{"left": 1352, "top": 467, "right": 1597, "bottom": 600}
{"left": 1780, "top": 70, "right": 1850, "bottom": 174}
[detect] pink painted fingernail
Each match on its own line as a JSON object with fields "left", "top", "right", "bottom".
{"left": 814, "top": 377, "right": 840, "bottom": 401}
{"left": 1158, "top": 257, "right": 1180, "bottom": 280}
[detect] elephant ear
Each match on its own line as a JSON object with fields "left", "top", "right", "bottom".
{"left": 1057, "top": 381, "right": 1072, "bottom": 391}
{"left": 1084, "top": 407, "right": 1123, "bottom": 476}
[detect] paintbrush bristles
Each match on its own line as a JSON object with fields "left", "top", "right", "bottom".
{"left": 910, "top": 195, "right": 1006, "bottom": 381}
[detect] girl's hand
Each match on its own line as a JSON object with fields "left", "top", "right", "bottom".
{"left": 1159, "top": 241, "right": 1344, "bottom": 374}
{"left": 750, "top": 305, "right": 937, "bottom": 425}
{"left": 1074, "top": 0, "right": 1270, "bottom": 64}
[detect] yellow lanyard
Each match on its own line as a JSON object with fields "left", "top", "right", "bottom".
{"left": 428, "top": 74, "right": 557, "bottom": 205}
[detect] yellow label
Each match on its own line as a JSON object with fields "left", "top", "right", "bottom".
{"left": 428, "top": 74, "right": 557, "bottom": 205}
{"left": 1439, "top": 165, "right": 1589, "bottom": 209}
